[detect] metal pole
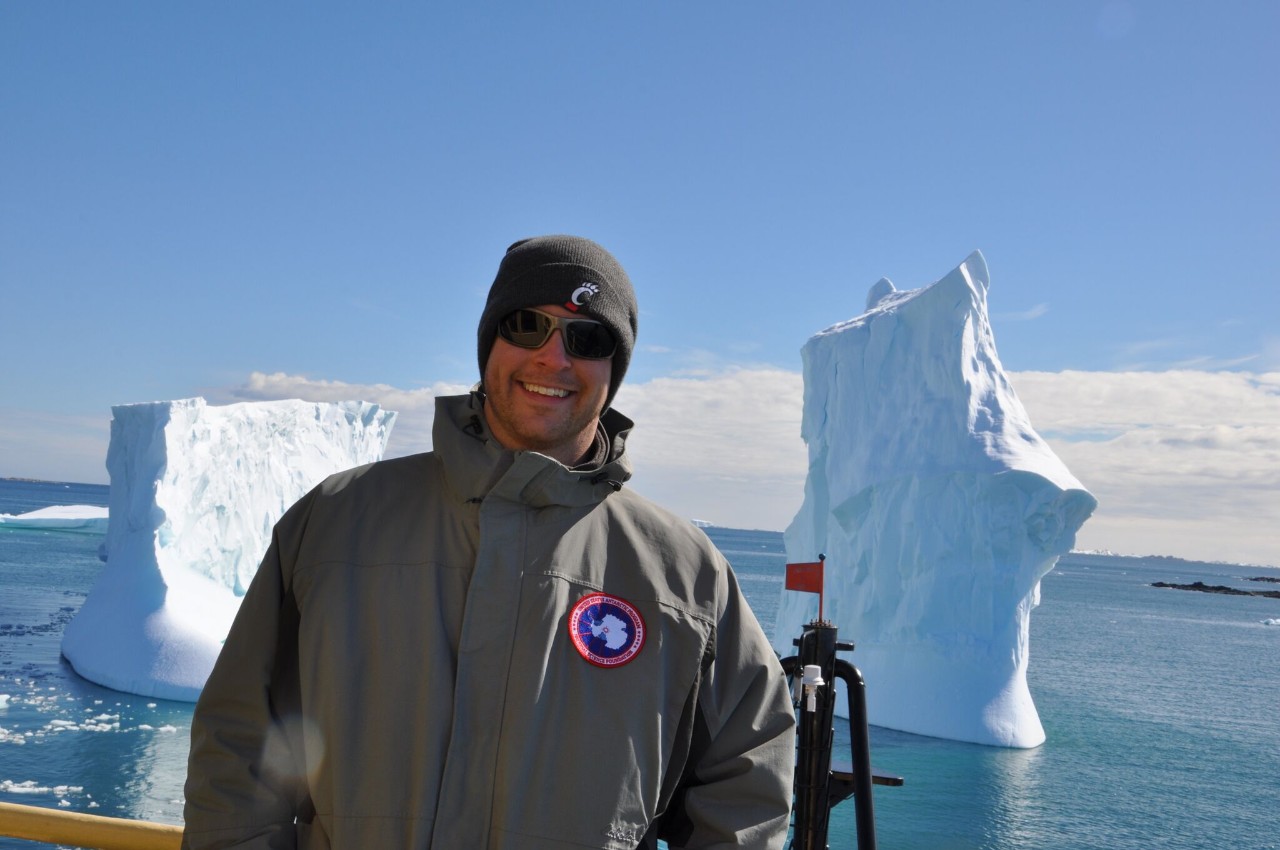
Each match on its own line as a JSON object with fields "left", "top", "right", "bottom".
{"left": 836, "top": 659, "right": 878, "bottom": 850}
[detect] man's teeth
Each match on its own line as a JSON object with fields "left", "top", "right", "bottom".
{"left": 523, "top": 382, "right": 569, "bottom": 398}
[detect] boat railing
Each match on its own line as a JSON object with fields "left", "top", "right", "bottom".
{"left": 0, "top": 800, "right": 182, "bottom": 850}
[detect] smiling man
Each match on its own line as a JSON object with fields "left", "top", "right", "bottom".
{"left": 181, "top": 235, "right": 795, "bottom": 850}
{"left": 479, "top": 301, "right": 611, "bottom": 464}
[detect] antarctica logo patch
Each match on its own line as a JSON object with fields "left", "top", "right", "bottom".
{"left": 569, "top": 593, "right": 645, "bottom": 668}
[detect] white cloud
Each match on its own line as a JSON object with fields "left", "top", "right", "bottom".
{"left": 614, "top": 369, "right": 807, "bottom": 531}
{"left": 1167, "top": 353, "right": 1264, "bottom": 370}
{"left": 1009, "top": 371, "right": 1280, "bottom": 565}
{"left": 994, "top": 303, "right": 1049, "bottom": 321}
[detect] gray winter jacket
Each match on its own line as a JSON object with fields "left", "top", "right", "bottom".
{"left": 181, "top": 393, "right": 795, "bottom": 849}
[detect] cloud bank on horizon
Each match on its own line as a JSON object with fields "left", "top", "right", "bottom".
{"left": 5, "top": 367, "right": 1276, "bottom": 568}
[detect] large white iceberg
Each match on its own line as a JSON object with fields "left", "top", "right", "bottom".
{"left": 61, "top": 397, "right": 396, "bottom": 702}
{"left": 774, "top": 251, "right": 1095, "bottom": 748}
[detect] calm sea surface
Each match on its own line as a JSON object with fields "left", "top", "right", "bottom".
{"left": 2, "top": 479, "right": 1278, "bottom": 849}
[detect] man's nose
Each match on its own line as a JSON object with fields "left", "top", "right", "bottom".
{"left": 532, "top": 328, "right": 573, "bottom": 366}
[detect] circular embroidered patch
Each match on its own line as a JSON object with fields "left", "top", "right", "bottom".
{"left": 568, "top": 593, "right": 646, "bottom": 668}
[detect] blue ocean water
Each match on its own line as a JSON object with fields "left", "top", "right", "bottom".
{"left": 2, "top": 480, "right": 1278, "bottom": 849}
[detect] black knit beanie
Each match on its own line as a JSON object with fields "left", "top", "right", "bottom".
{"left": 478, "top": 235, "right": 638, "bottom": 409}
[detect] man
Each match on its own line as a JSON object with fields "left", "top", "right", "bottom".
{"left": 181, "top": 235, "right": 796, "bottom": 849}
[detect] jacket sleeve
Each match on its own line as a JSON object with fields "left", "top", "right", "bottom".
{"left": 658, "top": 563, "right": 796, "bottom": 849}
{"left": 181, "top": 507, "right": 311, "bottom": 850}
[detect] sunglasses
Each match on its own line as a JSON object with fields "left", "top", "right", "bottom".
{"left": 497, "top": 308, "right": 617, "bottom": 360}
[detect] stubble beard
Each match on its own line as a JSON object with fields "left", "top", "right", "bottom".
{"left": 482, "top": 380, "right": 603, "bottom": 463}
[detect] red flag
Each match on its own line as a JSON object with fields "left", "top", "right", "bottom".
{"left": 785, "top": 561, "right": 824, "bottom": 595}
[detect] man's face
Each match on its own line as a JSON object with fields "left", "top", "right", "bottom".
{"left": 482, "top": 303, "right": 612, "bottom": 466}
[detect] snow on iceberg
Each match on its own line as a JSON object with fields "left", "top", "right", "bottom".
{"left": 0, "top": 505, "right": 109, "bottom": 534}
{"left": 61, "top": 397, "right": 396, "bottom": 702}
{"left": 774, "top": 251, "right": 1096, "bottom": 748}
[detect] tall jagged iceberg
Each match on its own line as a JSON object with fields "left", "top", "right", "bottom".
{"left": 774, "top": 251, "right": 1095, "bottom": 748}
{"left": 61, "top": 397, "right": 396, "bottom": 702}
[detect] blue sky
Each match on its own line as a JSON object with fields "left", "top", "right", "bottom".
{"left": 2, "top": 3, "right": 1277, "bottom": 564}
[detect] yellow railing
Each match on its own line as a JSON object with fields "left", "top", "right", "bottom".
{"left": 0, "top": 801, "right": 182, "bottom": 850}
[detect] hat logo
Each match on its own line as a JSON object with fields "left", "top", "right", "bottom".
{"left": 568, "top": 592, "right": 645, "bottom": 668}
{"left": 565, "top": 282, "right": 599, "bottom": 313}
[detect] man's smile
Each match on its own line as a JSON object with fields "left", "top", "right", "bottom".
{"left": 520, "top": 381, "right": 573, "bottom": 399}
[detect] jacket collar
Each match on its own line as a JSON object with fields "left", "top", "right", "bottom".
{"left": 433, "top": 393, "right": 634, "bottom": 509}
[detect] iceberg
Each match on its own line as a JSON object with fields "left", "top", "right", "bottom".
{"left": 61, "top": 397, "right": 396, "bottom": 702}
{"left": 0, "top": 505, "right": 109, "bottom": 534}
{"left": 774, "top": 251, "right": 1096, "bottom": 748}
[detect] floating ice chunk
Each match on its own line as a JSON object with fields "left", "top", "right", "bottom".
{"left": 0, "top": 505, "right": 108, "bottom": 534}
{"left": 0, "top": 780, "right": 81, "bottom": 795}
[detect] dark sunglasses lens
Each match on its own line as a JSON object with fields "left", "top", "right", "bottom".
{"left": 564, "top": 321, "right": 617, "bottom": 359}
{"left": 499, "top": 310, "right": 554, "bottom": 348}
{"left": 498, "top": 309, "right": 616, "bottom": 359}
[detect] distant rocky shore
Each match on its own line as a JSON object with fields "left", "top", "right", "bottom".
{"left": 1151, "top": 578, "right": 1280, "bottom": 600}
